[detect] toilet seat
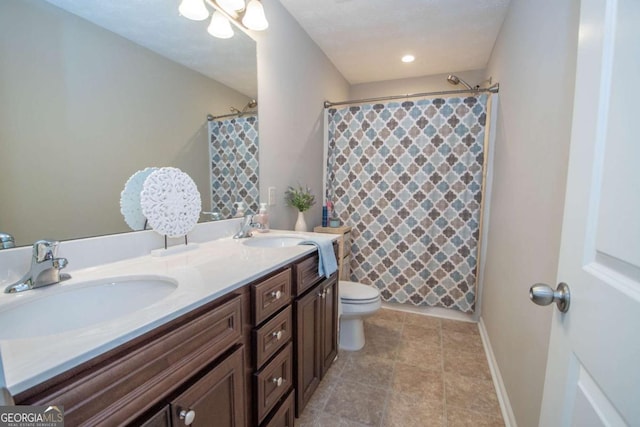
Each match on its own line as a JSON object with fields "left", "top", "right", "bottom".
{"left": 339, "top": 281, "right": 380, "bottom": 303}
{"left": 342, "top": 297, "right": 380, "bottom": 304}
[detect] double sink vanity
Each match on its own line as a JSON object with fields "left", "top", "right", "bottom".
{"left": 0, "top": 229, "right": 339, "bottom": 427}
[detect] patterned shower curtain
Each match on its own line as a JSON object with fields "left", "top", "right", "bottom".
{"left": 326, "top": 96, "right": 488, "bottom": 313}
{"left": 209, "top": 116, "right": 259, "bottom": 218}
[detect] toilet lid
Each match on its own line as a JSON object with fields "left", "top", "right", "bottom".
{"left": 339, "top": 281, "right": 380, "bottom": 302}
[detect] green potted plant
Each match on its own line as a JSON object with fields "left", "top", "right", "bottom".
{"left": 285, "top": 185, "right": 316, "bottom": 231}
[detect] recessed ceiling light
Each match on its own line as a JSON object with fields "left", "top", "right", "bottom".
{"left": 401, "top": 54, "right": 415, "bottom": 63}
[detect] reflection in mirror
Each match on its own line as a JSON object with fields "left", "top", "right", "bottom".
{"left": 120, "top": 167, "right": 159, "bottom": 231}
{"left": 0, "top": 0, "right": 257, "bottom": 247}
{"left": 208, "top": 110, "right": 259, "bottom": 219}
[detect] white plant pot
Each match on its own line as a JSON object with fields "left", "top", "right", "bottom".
{"left": 294, "top": 211, "right": 307, "bottom": 232}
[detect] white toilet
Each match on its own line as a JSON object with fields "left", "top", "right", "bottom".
{"left": 338, "top": 280, "right": 381, "bottom": 351}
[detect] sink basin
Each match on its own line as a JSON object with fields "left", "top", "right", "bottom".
{"left": 242, "top": 235, "right": 307, "bottom": 248}
{"left": 0, "top": 275, "right": 178, "bottom": 340}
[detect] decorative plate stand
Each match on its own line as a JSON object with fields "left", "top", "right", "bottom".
{"left": 120, "top": 167, "right": 158, "bottom": 231}
{"left": 140, "top": 167, "right": 202, "bottom": 238}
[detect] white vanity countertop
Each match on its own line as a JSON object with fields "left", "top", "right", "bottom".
{"left": 0, "top": 230, "right": 337, "bottom": 394}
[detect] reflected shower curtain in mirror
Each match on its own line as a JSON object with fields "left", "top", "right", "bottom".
{"left": 209, "top": 116, "right": 259, "bottom": 218}
{"left": 326, "top": 96, "right": 488, "bottom": 313}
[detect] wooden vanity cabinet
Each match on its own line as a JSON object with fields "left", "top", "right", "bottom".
{"left": 292, "top": 246, "right": 339, "bottom": 417}
{"left": 12, "top": 245, "right": 340, "bottom": 426}
{"left": 13, "top": 290, "right": 249, "bottom": 427}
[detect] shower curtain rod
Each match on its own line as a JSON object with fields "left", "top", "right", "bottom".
{"left": 207, "top": 111, "right": 257, "bottom": 121}
{"left": 323, "top": 83, "right": 499, "bottom": 108}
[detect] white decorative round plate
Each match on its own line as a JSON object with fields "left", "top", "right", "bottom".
{"left": 120, "top": 167, "right": 158, "bottom": 231}
{"left": 140, "top": 167, "right": 202, "bottom": 238}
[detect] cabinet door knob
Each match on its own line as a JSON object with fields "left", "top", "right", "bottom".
{"left": 271, "top": 376, "right": 284, "bottom": 387}
{"left": 272, "top": 330, "right": 283, "bottom": 340}
{"left": 270, "top": 290, "right": 283, "bottom": 300}
{"left": 179, "top": 409, "right": 196, "bottom": 425}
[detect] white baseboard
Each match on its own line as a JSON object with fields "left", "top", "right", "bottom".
{"left": 478, "top": 317, "right": 517, "bottom": 427}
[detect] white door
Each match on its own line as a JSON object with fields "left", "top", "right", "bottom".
{"left": 536, "top": 0, "right": 640, "bottom": 425}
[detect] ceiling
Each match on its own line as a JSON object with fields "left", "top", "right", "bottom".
{"left": 43, "top": 0, "right": 258, "bottom": 98}
{"left": 40, "top": 0, "right": 510, "bottom": 92}
{"left": 278, "top": 0, "right": 511, "bottom": 85}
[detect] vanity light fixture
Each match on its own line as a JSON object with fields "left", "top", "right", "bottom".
{"left": 217, "top": 0, "right": 246, "bottom": 14}
{"left": 401, "top": 54, "right": 416, "bottom": 63}
{"left": 208, "top": 10, "right": 235, "bottom": 38}
{"left": 179, "top": 0, "right": 210, "bottom": 21}
{"left": 179, "top": 0, "right": 269, "bottom": 39}
{"left": 242, "top": 0, "right": 269, "bottom": 31}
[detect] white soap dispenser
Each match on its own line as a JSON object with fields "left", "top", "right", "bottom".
{"left": 235, "top": 202, "right": 245, "bottom": 218}
{"left": 256, "top": 202, "right": 270, "bottom": 232}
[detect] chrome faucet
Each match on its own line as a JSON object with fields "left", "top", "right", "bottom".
{"left": 4, "top": 240, "right": 70, "bottom": 294}
{"left": 233, "top": 214, "right": 264, "bottom": 239}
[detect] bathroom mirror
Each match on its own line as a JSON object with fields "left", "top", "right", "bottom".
{"left": 0, "top": 0, "right": 258, "bottom": 247}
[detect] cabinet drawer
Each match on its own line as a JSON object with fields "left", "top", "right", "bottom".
{"left": 261, "top": 390, "right": 294, "bottom": 427}
{"left": 253, "top": 269, "right": 292, "bottom": 325}
{"left": 293, "top": 254, "right": 322, "bottom": 296}
{"left": 170, "top": 345, "right": 245, "bottom": 427}
{"left": 254, "top": 342, "right": 293, "bottom": 424}
{"left": 254, "top": 306, "right": 292, "bottom": 369}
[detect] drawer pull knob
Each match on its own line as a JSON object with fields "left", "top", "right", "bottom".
{"left": 270, "top": 290, "right": 283, "bottom": 300}
{"left": 271, "top": 376, "right": 284, "bottom": 387}
{"left": 272, "top": 330, "right": 284, "bottom": 340}
{"left": 179, "top": 409, "right": 196, "bottom": 425}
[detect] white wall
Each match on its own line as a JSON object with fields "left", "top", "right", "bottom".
{"left": 480, "top": 0, "right": 580, "bottom": 425}
{"left": 349, "top": 69, "right": 486, "bottom": 100}
{"left": 254, "top": 0, "right": 350, "bottom": 230}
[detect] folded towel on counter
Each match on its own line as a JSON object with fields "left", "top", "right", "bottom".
{"left": 299, "top": 237, "right": 338, "bottom": 278}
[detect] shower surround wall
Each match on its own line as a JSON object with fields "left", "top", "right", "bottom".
{"left": 326, "top": 96, "right": 488, "bottom": 313}
{"left": 208, "top": 116, "right": 259, "bottom": 218}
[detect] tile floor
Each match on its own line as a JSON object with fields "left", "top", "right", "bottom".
{"left": 294, "top": 308, "right": 505, "bottom": 427}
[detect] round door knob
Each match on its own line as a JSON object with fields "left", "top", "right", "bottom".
{"left": 272, "top": 377, "right": 284, "bottom": 387}
{"left": 179, "top": 409, "right": 196, "bottom": 425}
{"left": 272, "top": 330, "right": 283, "bottom": 340}
{"left": 529, "top": 282, "right": 570, "bottom": 313}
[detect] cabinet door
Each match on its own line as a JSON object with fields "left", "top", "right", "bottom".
{"left": 139, "top": 406, "right": 171, "bottom": 427}
{"left": 170, "top": 346, "right": 245, "bottom": 427}
{"left": 320, "top": 276, "right": 338, "bottom": 378}
{"left": 294, "top": 288, "right": 321, "bottom": 416}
